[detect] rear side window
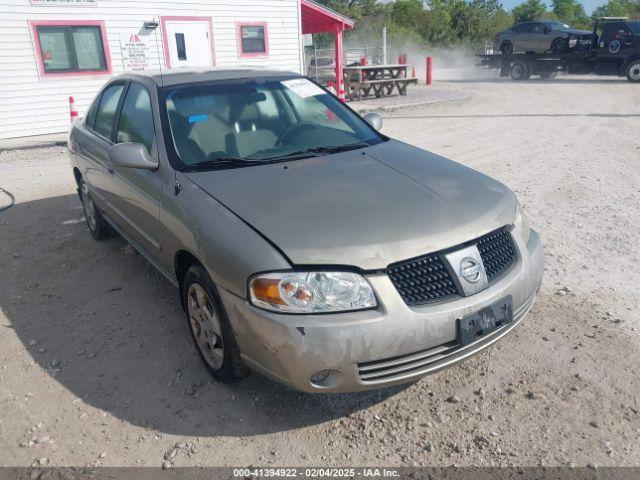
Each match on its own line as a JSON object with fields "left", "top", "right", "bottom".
{"left": 94, "top": 84, "right": 124, "bottom": 139}
{"left": 116, "top": 82, "right": 155, "bottom": 155}
{"left": 511, "top": 23, "right": 530, "bottom": 33}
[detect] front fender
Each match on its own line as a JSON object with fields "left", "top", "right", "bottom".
{"left": 160, "top": 172, "right": 291, "bottom": 297}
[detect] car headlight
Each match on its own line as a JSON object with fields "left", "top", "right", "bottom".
{"left": 249, "top": 271, "right": 377, "bottom": 314}
{"left": 514, "top": 202, "right": 531, "bottom": 244}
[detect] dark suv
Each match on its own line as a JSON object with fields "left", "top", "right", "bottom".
{"left": 586, "top": 19, "right": 640, "bottom": 80}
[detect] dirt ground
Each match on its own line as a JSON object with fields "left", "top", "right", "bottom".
{"left": 1, "top": 75, "right": 639, "bottom": 469}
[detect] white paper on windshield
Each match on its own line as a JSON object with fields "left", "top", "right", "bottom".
{"left": 281, "top": 78, "right": 325, "bottom": 98}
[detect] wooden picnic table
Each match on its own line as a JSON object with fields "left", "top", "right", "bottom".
{"left": 344, "top": 64, "right": 418, "bottom": 100}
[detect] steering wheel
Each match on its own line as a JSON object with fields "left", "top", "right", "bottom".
{"left": 277, "top": 122, "right": 317, "bottom": 146}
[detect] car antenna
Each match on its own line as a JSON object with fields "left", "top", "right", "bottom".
{"left": 153, "top": 17, "right": 164, "bottom": 86}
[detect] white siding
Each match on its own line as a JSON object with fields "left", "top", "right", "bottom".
{"left": 0, "top": 0, "right": 303, "bottom": 139}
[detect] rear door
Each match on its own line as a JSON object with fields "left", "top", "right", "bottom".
{"left": 510, "top": 23, "right": 531, "bottom": 52}
{"left": 77, "top": 82, "right": 126, "bottom": 208}
{"left": 103, "top": 81, "right": 164, "bottom": 261}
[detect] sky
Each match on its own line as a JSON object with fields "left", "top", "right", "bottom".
{"left": 499, "top": 0, "right": 604, "bottom": 14}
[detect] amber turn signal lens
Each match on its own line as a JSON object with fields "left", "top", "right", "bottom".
{"left": 250, "top": 277, "right": 286, "bottom": 305}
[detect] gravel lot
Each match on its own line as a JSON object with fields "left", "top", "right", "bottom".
{"left": 1, "top": 76, "right": 639, "bottom": 469}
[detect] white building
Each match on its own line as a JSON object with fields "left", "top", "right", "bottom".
{"left": 0, "top": 0, "right": 354, "bottom": 140}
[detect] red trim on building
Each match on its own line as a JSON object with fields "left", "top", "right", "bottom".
{"left": 236, "top": 21, "right": 269, "bottom": 58}
{"left": 160, "top": 16, "right": 216, "bottom": 69}
{"left": 29, "top": 19, "right": 112, "bottom": 78}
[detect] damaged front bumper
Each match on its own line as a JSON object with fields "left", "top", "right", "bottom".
{"left": 220, "top": 230, "right": 544, "bottom": 393}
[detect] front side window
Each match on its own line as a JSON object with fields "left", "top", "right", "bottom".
{"left": 117, "top": 83, "right": 156, "bottom": 155}
{"left": 238, "top": 24, "right": 268, "bottom": 55}
{"left": 93, "top": 84, "right": 124, "bottom": 139}
{"left": 163, "top": 77, "right": 384, "bottom": 168}
{"left": 33, "top": 23, "right": 108, "bottom": 74}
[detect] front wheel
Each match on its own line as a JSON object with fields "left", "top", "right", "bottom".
{"left": 182, "top": 264, "right": 248, "bottom": 383}
{"left": 626, "top": 60, "right": 640, "bottom": 82}
{"left": 551, "top": 38, "right": 567, "bottom": 53}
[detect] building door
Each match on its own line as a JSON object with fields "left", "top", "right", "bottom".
{"left": 163, "top": 18, "right": 213, "bottom": 68}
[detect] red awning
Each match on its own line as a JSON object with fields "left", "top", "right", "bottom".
{"left": 301, "top": 0, "right": 355, "bottom": 34}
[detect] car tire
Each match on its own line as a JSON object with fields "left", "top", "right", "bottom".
{"left": 500, "top": 40, "right": 513, "bottom": 55}
{"left": 182, "top": 264, "right": 249, "bottom": 383}
{"left": 626, "top": 60, "right": 640, "bottom": 82}
{"left": 79, "top": 180, "right": 112, "bottom": 241}
{"left": 551, "top": 38, "right": 566, "bottom": 53}
{"left": 510, "top": 60, "right": 530, "bottom": 81}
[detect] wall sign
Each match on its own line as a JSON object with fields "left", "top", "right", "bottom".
{"left": 30, "top": 0, "right": 97, "bottom": 5}
{"left": 120, "top": 34, "right": 151, "bottom": 71}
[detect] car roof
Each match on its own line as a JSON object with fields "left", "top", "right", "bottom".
{"left": 115, "top": 68, "right": 300, "bottom": 87}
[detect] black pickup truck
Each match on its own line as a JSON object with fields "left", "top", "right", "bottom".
{"left": 478, "top": 18, "right": 640, "bottom": 82}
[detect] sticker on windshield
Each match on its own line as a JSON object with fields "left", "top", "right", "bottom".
{"left": 281, "top": 78, "right": 325, "bottom": 98}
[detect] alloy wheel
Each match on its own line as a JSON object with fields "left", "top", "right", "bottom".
{"left": 630, "top": 64, "right": 640, "bottom": 81}
{"left": 81, "top": 183, "right": 97, "bottom": 232}
{"left": 187, "top": 283, "right": 224, "bottom": 370}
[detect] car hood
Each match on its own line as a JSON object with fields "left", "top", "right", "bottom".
{"left": 565, "top": 29, "right": 592, "bottom": 35}
{"left": 183, "top": 140, "right": 517, "bottom": 270}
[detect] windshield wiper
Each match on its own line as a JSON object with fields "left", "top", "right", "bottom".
{"left": 260, "top": 142, "right": 369, "bottom": 162}
{"left": 181, "top": 156, "right": 263, "bottom": 171}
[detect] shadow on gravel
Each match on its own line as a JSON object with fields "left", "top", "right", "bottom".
{"left": 444, "top": 78, "right": 627, "bottom": 84}
{"left": 385, "top": 113, "right": 640, "bottom": 119}
{"left": 0, "top": 194, "right": 406, "bottom": 437}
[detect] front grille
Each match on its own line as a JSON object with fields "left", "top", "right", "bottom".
{"left": 387, "top": 254, "right": 458, "bottom": 306}
{"left": 476, "top": 228, "right": 516, "bottom": 281}
{"left": 387, "top": 227, "right": 516, "bottom": 306}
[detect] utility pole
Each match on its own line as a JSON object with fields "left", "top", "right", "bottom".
{"left": 382, "top": 26, "right": 387, "bottom": 64}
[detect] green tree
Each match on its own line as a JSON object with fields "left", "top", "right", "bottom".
{"left": 391, "top": 0, "right": 428, "bottom": 30}
{"left": 551, "top": 0, "right": 589, "bottom": 27}
{"left": 512, "top": 0, "right": 548, "bottom": 22}
{"left": 591, "top": 0, "right": 640, "bottom": 19}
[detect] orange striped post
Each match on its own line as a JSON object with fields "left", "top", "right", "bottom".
{"left": 69, "top": 96, "right": 79, "bottom": 122}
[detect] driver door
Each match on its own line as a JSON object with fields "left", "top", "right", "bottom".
{"left": 103, "top": 81, "right": 164, "bottom": 262}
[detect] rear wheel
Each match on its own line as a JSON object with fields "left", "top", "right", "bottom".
{"left": 551, "top": 38, "right": 567, "bottom": 53}
{"left": 626, "top": 60, "right": 640, "bottom": 82}
{"left": 80, "top": 180, "right": 111, "bottom": 240}
{"left": 500, "top": 40, "right": 513, "bottom": 55}
{"left": 182, "top": 264, "right": 248, "bottom": 382}
{"left": 510, "top": 60, "right": 531, "bottom": 81}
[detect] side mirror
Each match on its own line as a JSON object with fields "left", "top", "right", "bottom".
{"left": 543, "top": 28, "right": 551, "bottom": 34}
{"left": 108, "top": 142, "right": 158, "bottom": 170}
{"left": 363, "top": 112, "right": 383, "bottom": 131}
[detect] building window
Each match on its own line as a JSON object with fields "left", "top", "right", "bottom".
{"left": 237, "top": 22, "right": 269, "bottom": 57}
{"left": 30, "top": 21, "right": 111, "bottom": 77}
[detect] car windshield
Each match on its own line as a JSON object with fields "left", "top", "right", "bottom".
{"left": 163, "top": 77, "right": 383, "bottom": 168}
{"left": 628, "top": 21, "right": 640, "bottom": 35}
{"left": 546, "top": 21, "right": 573, "bottom": 31}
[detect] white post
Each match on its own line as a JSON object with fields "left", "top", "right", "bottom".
{"left": 382, "top": 26, "right": 387, "bottom": 64}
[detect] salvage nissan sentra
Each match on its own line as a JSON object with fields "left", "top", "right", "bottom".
{"left": 68, "top": 69, "right": 543, "bottom": 392}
